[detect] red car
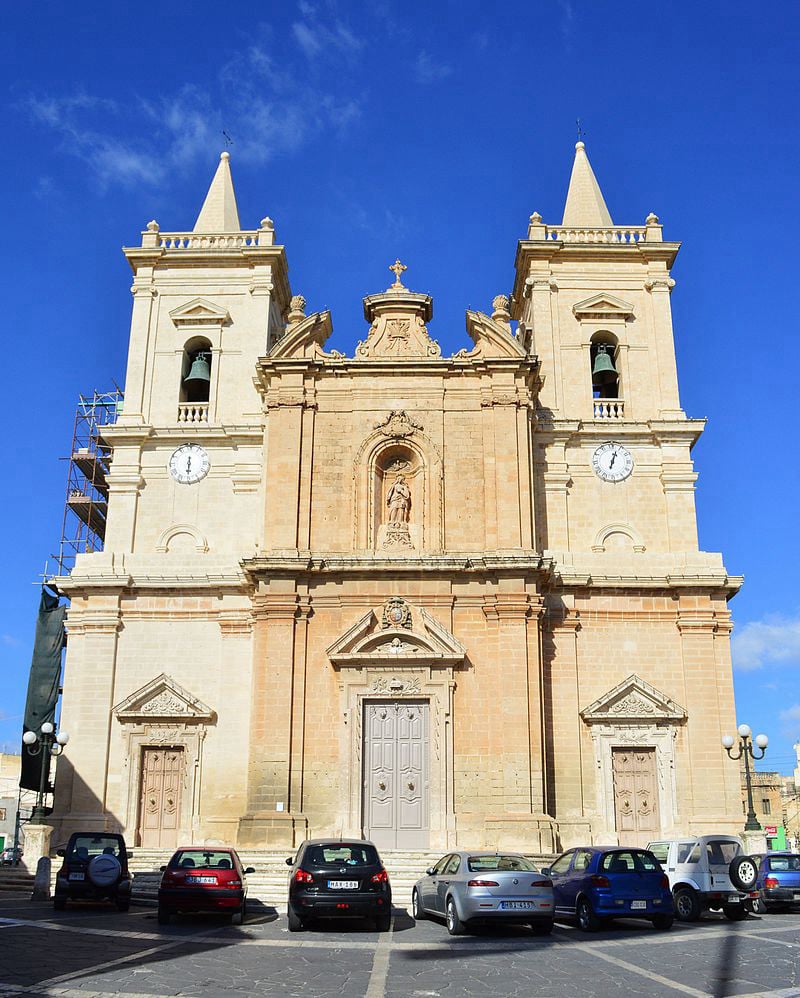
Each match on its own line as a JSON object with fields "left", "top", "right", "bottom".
{"left": 157, "top": 847, "right": 254, "bottom": 925}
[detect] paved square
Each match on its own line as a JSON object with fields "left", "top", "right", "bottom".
{"left": 1, "top": 895, "right": 799, "bottom": 997}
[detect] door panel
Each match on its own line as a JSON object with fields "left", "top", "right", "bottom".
{"left": 138, "top": 747, "right": 183, "bottom": 849}
{"left": 612, "top": 748, "right": 659, "bottom": 847}
{"left": 364, "top": 701, "right": 429, "bottom": 849}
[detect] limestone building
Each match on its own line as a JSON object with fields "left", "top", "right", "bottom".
{"left": 52, "top": 143, "right": 744, "bottom": 852}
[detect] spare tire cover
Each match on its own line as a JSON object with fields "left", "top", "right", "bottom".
{"left": 729, "top": 855, "right": 758, "bottom": 892}
{"left": 88, "top": 853, "right": 121, "bottom": 888}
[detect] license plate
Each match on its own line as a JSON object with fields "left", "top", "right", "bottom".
{"left": 186, "top": 876, "right": 216, "bottom": 884}
{"left": 500, "top": 901, "right": 535, "bottom": 910}
{"left": 630, "top": 900, "right": 646, "bottom": 910}
{"left": 727, "top": 895, "right": 740, "bottom": 903}
{"left": 68, "top": 872, "right": 84, "bottom": 881}
{"left": 328, "top": 880, "right": 358, "bottom": 890}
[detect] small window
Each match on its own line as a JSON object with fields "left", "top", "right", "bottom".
{"left": 573, "top": 850, "right": 593, "bottom": 872}
{"left": 444, "top": 855, "right": 461, "bottom": 875}
{"left": 705, "top": 840, "right": 741, "bottom": 866}
{"left": 169, "top": 849, "right": 237, "bottom": 870}
{"left": 677, "top": 842, "right": 700, "bottom": 864}
{"left": 433, "top": 855, "right": 452, "bottom": 876}
{"left": 762, "top": 799, "right": 772, "bottom": 815}
{"left": 467, "top": 855, "right": 536, "bottom": 873}
{"left": 768, "top": 855, "right": 800, "bottom": 872}
{"left": 0, "top": 808, "right": 5, "bottom": 821}
{"left": 601, "top": 851, "right": 659, "bottom": 873}
{"left": 550, "top": 852, "right": 573, "bottom": 875}
{"left": 302, "top": 844, "right": 379, "bottom": 868}
{"left": 648, "top": 842, "right": 670, "bottom": 863}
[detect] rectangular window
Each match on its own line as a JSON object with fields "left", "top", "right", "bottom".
{"left": 0, "top": 808, "right": 5, "bottom": 821}
{"left": 762, "top": 799, "right": 772, "bottom": 815}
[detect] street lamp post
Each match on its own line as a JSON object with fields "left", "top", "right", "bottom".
{"left": 22, "top": 723, "right": 69, "bottom": 824}
{"left": 722, "top": 724, "right": 768, "bottom": 832}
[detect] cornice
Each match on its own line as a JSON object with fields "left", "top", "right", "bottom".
{"left": 242, "top": 552, "right": 548, "bottom": 579}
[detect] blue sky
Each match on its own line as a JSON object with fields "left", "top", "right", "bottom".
{"left": 1, "top": 1, "right": 798, "bottom": 777}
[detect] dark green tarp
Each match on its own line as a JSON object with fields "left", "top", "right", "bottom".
{"left": 20, "top": 588, "right": 66, "bottom": 791}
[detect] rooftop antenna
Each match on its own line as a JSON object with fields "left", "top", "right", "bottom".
{"left": 576, "top": 118, "right": 586, "bottom": 142}
{"left": 222, "top": 129, "right": 234, "bottom": 148}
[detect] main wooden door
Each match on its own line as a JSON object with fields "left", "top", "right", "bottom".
{"left": 363, "top": 701, "right": 429, "bottom": 849}
{"left": 137, "top": 747, "right": 184, "bottom": 849}
{"left": 612, "top": 748, "right": 660, "bottom": 846}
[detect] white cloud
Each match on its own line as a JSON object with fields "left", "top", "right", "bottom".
{"left": 291, "top": 5, "right": 363, "bottom": 60}
{"left": 731, "top": 613, "right": 800, "bottom": 671}
{"left": 780, "top": 704, "right": 800, "bottom": 723}
{"left": 2, "top": 635, "right": 21, "bottom": 647}
{"left": 414, "top": 51, "right": 452, "bottom": 84}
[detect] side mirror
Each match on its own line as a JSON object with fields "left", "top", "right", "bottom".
{"left": 160, "top": 865, "right": 167, "bottom": 872}
{"left": 540, "top": 867, "right": 551, "bottom": 877}
{"left": 244, "top": 867, "right": 255, "bottom": 874}
{"left": 426, "top": 867, "right": 436, "bottom": 876}
{"left": 285, "top": 857, "right": 294, "bottom": 866}
{"left": 56, "top": 848, "right": 65, "bottom": 858}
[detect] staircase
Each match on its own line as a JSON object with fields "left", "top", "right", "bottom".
{"left": 0, "top": 865, "right": 35, "bottom": 895}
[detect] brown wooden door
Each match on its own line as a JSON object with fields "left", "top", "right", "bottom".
{"left": 138, "top": 747, "right": 183, "bottom": 849}
{"left": 612, "top": 748, "right": 659, "bottom": 847}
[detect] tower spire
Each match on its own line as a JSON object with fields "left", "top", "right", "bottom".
{"left": 562, "top": 141, "right": 613, "bottom": 227}
{"left": 193, "top": 151, "right": 241, "bottom": 233}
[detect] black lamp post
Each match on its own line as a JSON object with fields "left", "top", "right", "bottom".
{"left": 722, "top": 723, "right": 768, "bottom": 833}
{"left": 21, "top": 722, "right": 69, "bottom": 824}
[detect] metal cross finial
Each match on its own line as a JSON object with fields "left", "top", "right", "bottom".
{"left": 576, "top": 118, "right": 585, "bottom": 142}
{"left": 222, "top": 129, "right": 234, "bottom": 148}
{"left": 389, "top": 259, "right": 407, "bottom": 287}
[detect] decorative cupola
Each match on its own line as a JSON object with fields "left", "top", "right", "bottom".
{"left": 357, "top": 260, "right": 440, "bottom": 359}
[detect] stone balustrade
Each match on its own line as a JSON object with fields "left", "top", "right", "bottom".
{"left": 545, "top": 226, "right": 648, "bottom": 244}
{"left": 593, "top": 398, "right": 625, "bottom": 419}
{"left": 177, "top": 402, "right": 209, "bottom": 424}
{"left": 156, "top": 231, "right": 263, "bottom": 250}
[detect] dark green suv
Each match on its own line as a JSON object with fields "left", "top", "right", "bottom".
{"left": 54, "top": 832, "right": 133, "bottom": 911}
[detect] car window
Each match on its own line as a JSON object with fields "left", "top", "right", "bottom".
{"left": 68, "top": 836, "right": 122, "bottom": 860}
{"left": 169, "top": 849, "right": 235, "bottom": 870}
{"left": 768, "top": 855, "right": 800, "bottom": 872}
{"left": 549, "top": 852, "right": 573, "bottom": 875}
{"left": 648, "top": 842, "right": 669, "bottom": 863}
{"left": 600, "top": 850, "right": 660, "bottom": 873}
{"left": 573, "top": 850, "right": 593, "bottom": 872}
{"left": 706, "top": 840, "right": 741, "bottom": 866}
{"left": 677, "top": 842, "right": 700, "bottom": 864}
{"left": 444, "top": 855, "right": 461, "bottom": 875}
{"left": 304, "top": 844, "right": 380, "bottom": 867}
{"left": 433, "top": 855, "right": 452, "bottom": 876}
{"left": 467, "top": 855, "right": 536, "bottom": 873}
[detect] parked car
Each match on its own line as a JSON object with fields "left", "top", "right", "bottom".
{"left": 0, "top": 846, "right": 23, "bottom": 866}
{"left": 751, "top": 852, "right": 800, "bottom": 912}
{"left": 413, "top": 851, "right": 554, "bottom": 936}
{"left": 286, "top": 839, "right": 391, "bottom": 932}
{"left": 647, "top": 835, "right": 760, "bottom": 922}
{"left": 543, "top": 847, "right": 674, "bottom": 931}
{"left": 53, "top": 832, "right": 133, "bottom": 911}
{"left": 158, "top": 846, "right": 253, "bottom": 925}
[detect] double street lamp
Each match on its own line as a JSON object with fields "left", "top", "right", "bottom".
{"left": 22, "top": 722, "right": 70, "bottom": 824}
{"left": 722, "top": 724, "right": 768, "bottom": 833}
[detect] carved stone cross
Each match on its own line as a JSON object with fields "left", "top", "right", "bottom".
{"left": 389, "top": 259, "right": 407, "bottom": 287}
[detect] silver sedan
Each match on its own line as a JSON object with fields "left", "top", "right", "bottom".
{"left": 412, "top": 851, "right": 554, "bottom": 935}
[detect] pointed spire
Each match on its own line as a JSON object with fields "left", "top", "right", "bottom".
{"left": 562, "top": 141, "right": 613, "bottom": 227}
{"left": 193, "top": 151, "right": 241, "bottom": 233}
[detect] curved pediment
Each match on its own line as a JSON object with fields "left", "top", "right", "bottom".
{"left": 461, "top": 309, "right": 527, "bottom": 359}
{"left": 327, "top": 599, "right": 465, "bottom": 667}
{"left": 269, "top": 310, "right": 339, "bottom": 360}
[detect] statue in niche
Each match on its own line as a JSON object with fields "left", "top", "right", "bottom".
{"left": 386, "top": 475, "right": 411, "bottom": 523}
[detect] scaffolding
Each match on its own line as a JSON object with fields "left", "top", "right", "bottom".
{"left": 51, "top": 389, "right": 123, "bottom": 577}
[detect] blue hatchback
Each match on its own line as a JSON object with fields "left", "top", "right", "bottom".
{"left": 543, "top": 847, "right": 674, "bottom": 931}
{"left": 754, "top": 852, "right": 800, "bottom": 911}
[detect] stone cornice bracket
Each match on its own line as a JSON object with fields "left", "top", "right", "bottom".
{"left": 644, "top": 278, "right": 676, "bottom": 292}
{"left": 480, "top": 390, "right": 525, "bottom": 408}
{"left": 265, "top": 387, "right": 318, "bottom": 410}
{"left": 524, "top": 277, "right": 558, "bottom": 297}
{"left": 676, "top": 610, "right": 719, "bottom": 634}
{"left": 105, "top": 472, "right": 145, "bottom": 496}
{"left": 218, "top": 611, "right": 253, "bottom": 635}
{"left": 374, "top": 410, "right": 424, "bottom": 437}
{"left": 130, "top": 281, "right": 158, "bottom": 299}
{"left": 660, "top": 469, "right": 698, "bottom": 493}
{"left": 64, "top": 610, "right": 122, "bottom": 636}
{"left": 482, "top": 594, "right": 540, "bottom": 621}
{"left": 251, "top": 593, "right": 302, "bottom": 621}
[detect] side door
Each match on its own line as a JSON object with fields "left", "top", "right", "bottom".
{"left": 563, "top": 849, "right": 594, "bottom": 910}
{"left": 423, "top": 854, "right": 451, "bottom": 912}
{"left": 436, "top": 854, "right": 462, "bottom": 913}
{"left": 547, "top": 851, "right": 575, "bottom": 915}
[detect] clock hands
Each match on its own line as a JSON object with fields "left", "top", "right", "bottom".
{"left": 609, "top": 449, "right": 617, "bottom": 469}
{"left": 186, "top": 454, "right": 192, "bottom": 474}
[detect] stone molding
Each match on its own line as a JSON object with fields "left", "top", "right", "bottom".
{"left": 113, "top": 673, "right": 216, "bottom": 723}
{"left": 581, "top": 674, "right": 686, "bottom": 725}
{"left": 155, "top": 523, "right": 209, "bottom": 554}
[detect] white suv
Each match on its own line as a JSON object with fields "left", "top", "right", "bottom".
{"left": 648, "top": 836, "right": 759, "bottom": 922}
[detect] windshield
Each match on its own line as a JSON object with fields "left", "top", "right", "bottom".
{"left": 706, "top": 841, "right": 741, "bottom": 866}
{"left": 600, "top": 850, "right": 661, "bottom": 873}
{"left": 68, "top": 835, "right": 122, "bottom": 860}
{"left": 467, "top": 855, "right": 536, "bottom": 873}
{"left": 768, "top": 855, "right": 800, "bottom": 872}
{"left": 169, "top": 850, "right": 235, "bottom": 870}
{"left": 305, "top": 844, "right": 379, "bottom": 867}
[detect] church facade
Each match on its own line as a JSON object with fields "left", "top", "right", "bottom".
{"left": 52, "top": 144, "right": 744, "bottom": 853}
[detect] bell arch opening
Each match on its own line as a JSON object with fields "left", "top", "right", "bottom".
{"left": 590, "top": 331, "right": 620, "bottom": 400}
{"left": 180, "top": 336, "right": 213, "bottom": 405}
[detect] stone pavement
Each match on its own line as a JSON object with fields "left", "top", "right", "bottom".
{"left": 1, "top": 894, "right": 800, "bottom": 997}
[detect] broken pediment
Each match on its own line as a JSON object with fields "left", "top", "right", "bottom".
{"left": 580, "top": 674, "right": 686, "bottom": 724}
{"left": 572, "top": 293, "right": 634, "bottom": 321}
{"left": 113, "top": 673, "right": 215, "bottom": 723}
{"left": 461, "top": 306, "right": 527, "bottom": 360}
{"left": 268, "top": 309, "right": 341, "bottom": 360}
{"left": 327, "top": 598, "right": 465, "bottom": 667}
{"left": 169, "top": 298, "right": 231, "bottom": 328}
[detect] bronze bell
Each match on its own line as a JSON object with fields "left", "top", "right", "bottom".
{"left": 592, "top": 345, "right": 617, "bottom": 384}
{"left": 184, "top": 352, "right": 211, "bottom": 389}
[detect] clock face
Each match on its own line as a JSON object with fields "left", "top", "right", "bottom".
{"left": 168, "top": 444, "right": 210, "bottom": 485}
{"left": 592, "top": 442, "right": 633, "bottom": 483}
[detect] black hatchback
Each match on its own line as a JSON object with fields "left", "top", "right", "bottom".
{"left": 286, "top": 839, "right": 392, "bottom": 931}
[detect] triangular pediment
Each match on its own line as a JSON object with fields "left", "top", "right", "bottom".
{"left": 581, "top": 674, "right": 686, "bottom": 724}
{"left": 113, "top": 673, "right": 215, "bottom": 723}
{"left": 572, "top": 293, "right": 634, "bottom": 320}
{"left": 169, "top": 298, "right": 231, "bottom": 327}
{"left": 327, "top": 600, "right": 465, "bottom": 667}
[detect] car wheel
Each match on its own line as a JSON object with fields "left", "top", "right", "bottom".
{"left": 287, "top": 907, "right": 305, "bottom": 932}
{"left": 375, "top": 911, "right": 392, "bottom": 932}
{"left": 53, "top": 896, "right": 66, "bottom": 911}
{"left": 530, "top": 920, "right": 554, "bottom": 935}
{"left": 652, "top": 915, "right": 674, "bottom": 931}
{"left": 446, "top": 899, "right": 466, "bottom": 936}
{"left": 673, "top": 887, "right": 701, "bottom": 922}
{"left": 723, "top": 904, "right": 749, "bottom": 921}
{"left": 116, "top": 899, "right": 130, "bottom": 913}
{"left": 231, "top": 903, "right": 245, "bottom": 926}
{"left": 729, "top": 855, "right": 759, "bottom": 892}
{"left": 412, "top": 889, "right": 426, "bottom": 921}
{"left": 157, "top": 906, "right": 171, "bottom": 925}
{"left": 576, "top": 897, "right": 601, "bottom": 932}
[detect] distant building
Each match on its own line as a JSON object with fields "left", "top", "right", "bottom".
{"left": 0, "top": 754, "right": 20, "bottom": 852}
